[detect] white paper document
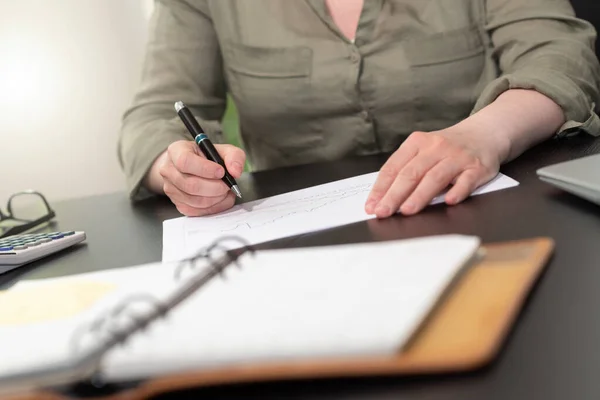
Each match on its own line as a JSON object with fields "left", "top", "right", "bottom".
{"left": 163, "top": 171, "right": 518, "bottom": 262}
{"left": 0, "top": 235, "right": 480, "bottom": 386}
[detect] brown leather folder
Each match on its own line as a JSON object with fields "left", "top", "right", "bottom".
{"left": 4, "top": 237, "right": 554, "bottom": 400}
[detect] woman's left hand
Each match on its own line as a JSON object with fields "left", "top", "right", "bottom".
{"left": 365, "top": 125, "right": 506, "bottom": 218}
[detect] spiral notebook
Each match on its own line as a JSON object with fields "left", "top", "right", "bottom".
{"left": 0, "top": 234, "right": 483, "bottom": 396}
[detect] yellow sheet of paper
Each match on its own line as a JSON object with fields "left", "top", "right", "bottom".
{"left": 0, "top": 280, "right": 116, "bottom": 326}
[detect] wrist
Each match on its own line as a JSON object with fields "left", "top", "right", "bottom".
{"left": 458, "top": 112, "right": 512, "bottom": 164}
{"left": 444, "top": 113, "right": 512, "bottom": 167}
{"left": 144, "top": 151, "right": 168, "bottom": 194}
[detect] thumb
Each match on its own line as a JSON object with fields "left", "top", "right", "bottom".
{"left": 215, "top": 144, "right": 246, "bottom": 178}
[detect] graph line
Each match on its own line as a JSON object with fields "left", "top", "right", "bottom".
{"left": 186, "top": 183, "right": 372, "bottom": 235}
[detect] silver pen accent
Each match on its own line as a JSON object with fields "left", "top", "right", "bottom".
{"left": 232, "top": 185, "right": 242, "bottom": 199}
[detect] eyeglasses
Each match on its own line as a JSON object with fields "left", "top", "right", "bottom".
{"left": 0, "top": 190, "right": 56, "bottom": 239}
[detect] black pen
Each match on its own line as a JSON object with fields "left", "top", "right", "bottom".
{"left": 174, "top": 101, "right": 242, "bottom": 199}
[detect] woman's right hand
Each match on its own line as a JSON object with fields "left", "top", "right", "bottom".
{"left": 146, "top": 140, "right": 246, "bottom": 217}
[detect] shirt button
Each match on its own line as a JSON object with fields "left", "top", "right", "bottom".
{"left": 349, "top": 52, "right": 360, "bottom": 63}
{"left": 361, "top": 110, "right": 371, "bottom": 121}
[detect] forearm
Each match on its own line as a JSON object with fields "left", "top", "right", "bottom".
{"left": 458, "top": 89, "right": 565, "bottom": 164}
{"left": 473, "top": 0, "right": 600, "bottom": 160}
{"left": 118, "top": 0, "right": 226, "bottom": 200}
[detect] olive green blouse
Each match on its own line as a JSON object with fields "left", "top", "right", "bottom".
{"left": 118, "top": 0, "right": 600, "bottom": 199}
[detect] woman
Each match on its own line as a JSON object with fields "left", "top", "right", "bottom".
{"left": 118, "top": 0, "right": 600, "bottom": 218}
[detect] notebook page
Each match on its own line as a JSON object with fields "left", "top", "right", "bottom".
{"left": 100, "top": 234, "right": 481, "bottom": 382}
{"left": 163, "top": 172, "right": 517, "bottom": 262}
{"left": 0, "top": 261, "right": 182, "bottom": 385}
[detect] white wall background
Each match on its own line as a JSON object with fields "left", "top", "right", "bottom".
{"left": 0, "top": 0, "right": 153, "bottom": 203}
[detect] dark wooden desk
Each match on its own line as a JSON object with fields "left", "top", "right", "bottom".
{"left": 2, "top": 135, "right": 600, "bottom": 399}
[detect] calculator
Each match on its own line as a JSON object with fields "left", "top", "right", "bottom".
{"left": 0, "top": 231, "right": 86, "bottom": 273}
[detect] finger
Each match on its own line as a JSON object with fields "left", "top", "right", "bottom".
{"left": 163, "top": 181, "right": 228, "bottom": 209}
{"left": 215, "top": 144, "right": 246, "bottom": 178}
{"left": 373, "top": 153, "right": 442, "bottom": 218}
{"left": 365, "top": 143, "right": 419, "bottom": 214}
{"left": 444, "top": 169, "right": 482, "bottom": 205}
{"left": 168, "top": 141, "right": 225, "bottom": 179}
{"left": 175, "top": 192, "right": 236, "bottom": 217}
{"left": 161, "top": 162, "right": 229, "bottom": 197}
{"left": 399, "top": 159, "right": 463, "bottom": 215}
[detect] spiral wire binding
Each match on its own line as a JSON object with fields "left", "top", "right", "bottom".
{"left": 68, "top": 235, "right": 255, "bottom": 386}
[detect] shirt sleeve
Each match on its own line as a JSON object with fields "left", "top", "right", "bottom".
{"left": 473, "top": 0, "right": 600, "bottom": 137}
{"left": 117, "top": 0, "right": 227, "bottom": 201}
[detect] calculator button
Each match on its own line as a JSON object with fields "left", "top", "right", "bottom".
{"left": 38, "top": 238, "right": 51, "bottom": 243}
{"left": 13, "top": 245, "right": 28, "bottom": 250}
{"left": 50, "top": 234, "right": 64, "bottom": 240}
{"left": 0, "top": 246, "right": 14, "bottom": 251}
{"left": 62, "top": 231, "right": 75, "bottom": 236}
{"left": 23, "top": 241, "right": 40, "bottom": 247}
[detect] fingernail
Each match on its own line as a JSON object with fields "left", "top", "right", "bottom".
{"left": 214, "top": 167, "right": 224, "bottom": 178}
{"left": 365, "top": 200, "right": 376, "bottom": 213}
{"left": 401, "top": 201, "right": 415, "bottom": 214}
{"left": 375, "top": 204, "right": 391, "bottom": 217}
{"left": 448, "top": 195, "right": 463, "bottom": 205}
{"left": 231, "top": 161, "right": 243, "bottom": 176}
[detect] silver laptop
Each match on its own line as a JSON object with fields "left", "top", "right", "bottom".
{"left": 537, "top": 153, "right": 600, "bottom": 206}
